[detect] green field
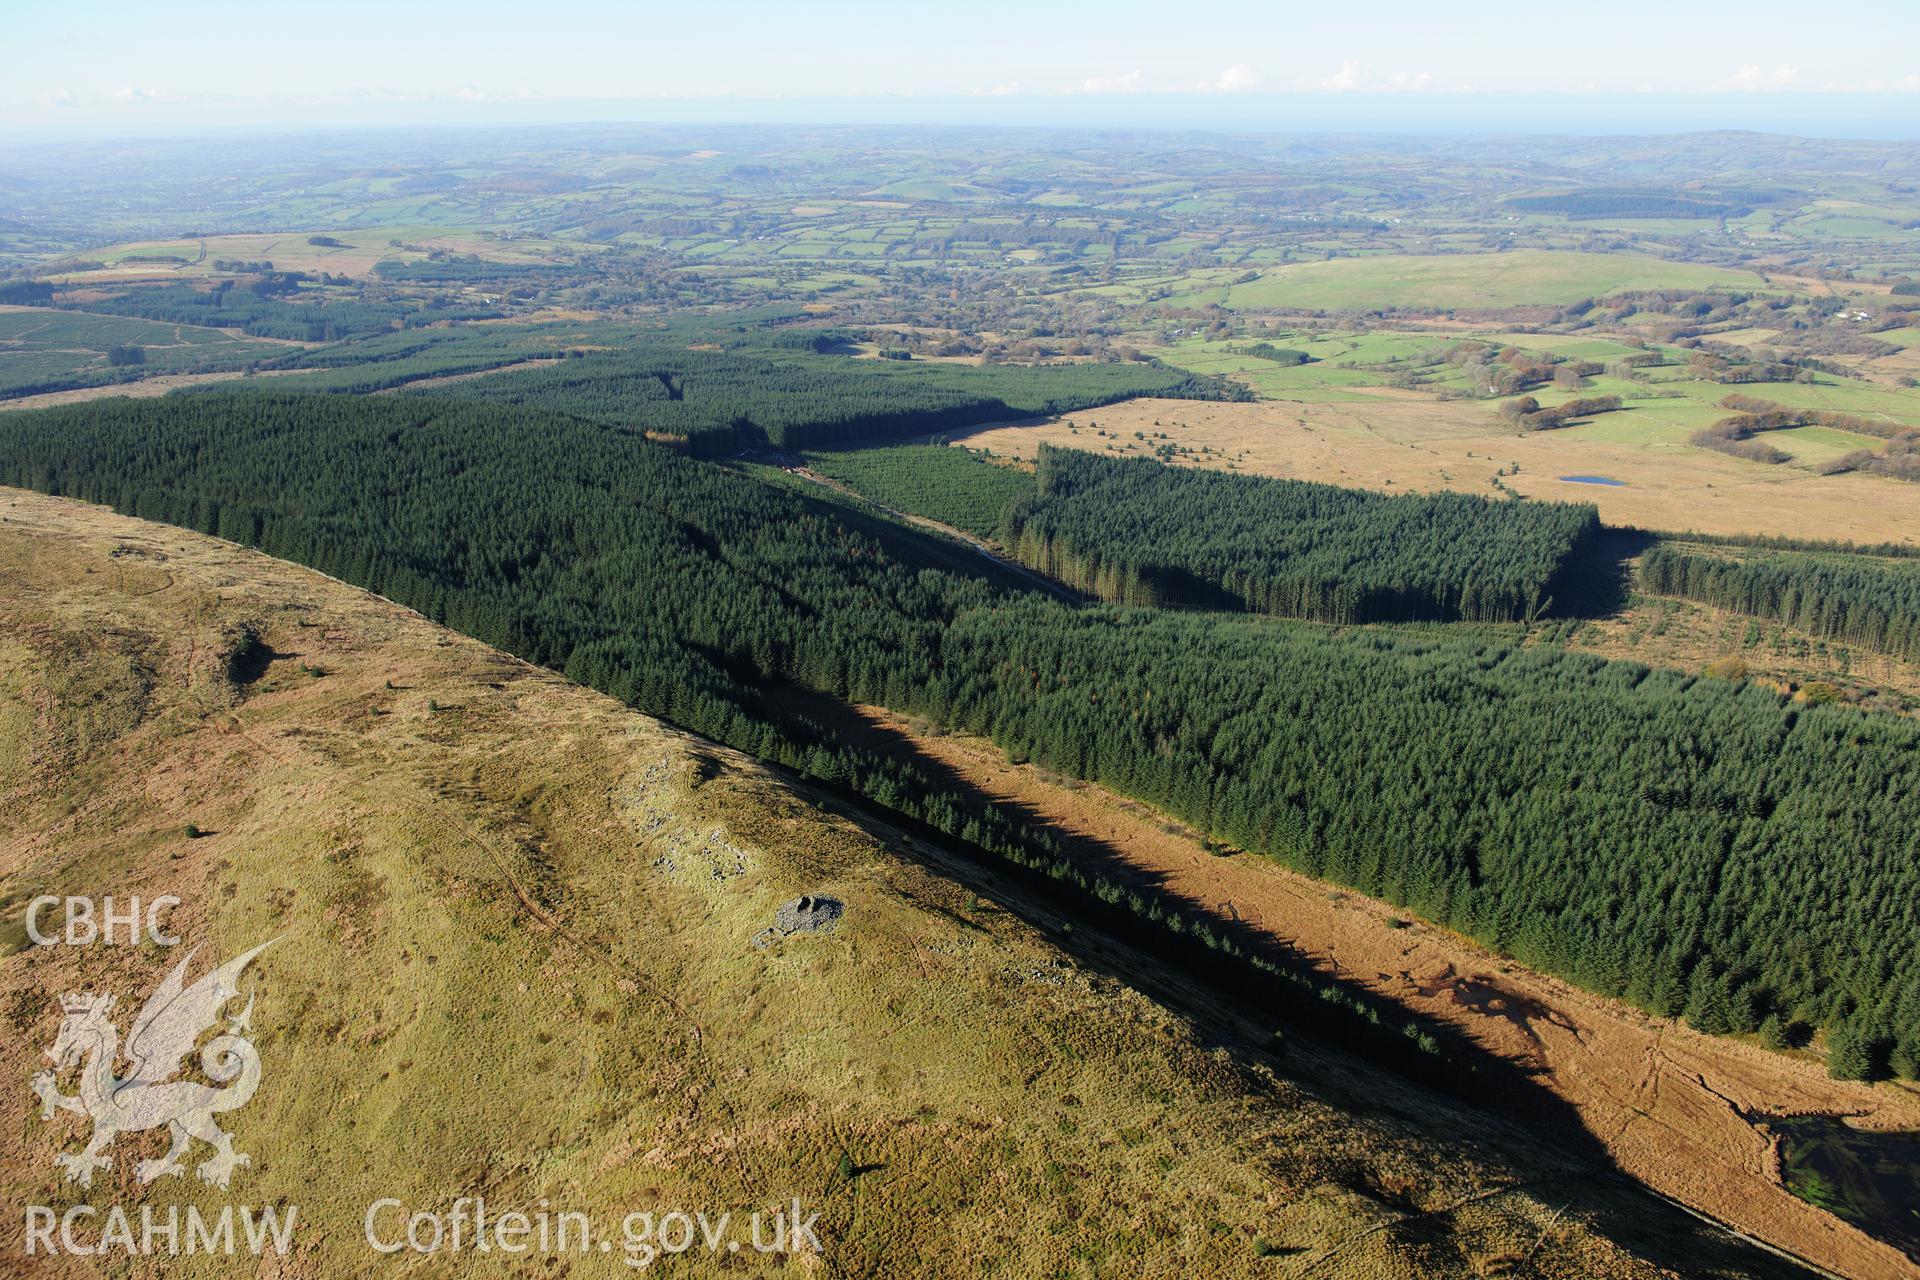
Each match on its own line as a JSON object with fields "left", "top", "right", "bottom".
{"left": 1769, "top": 424, "right": 1886, "bottom": 462}
{"left": 1166, "top": 251, "right": 1771, "bottom": 312}
{"left": 1141, "top": 340, "right": 1386, "bottom": 400}
{"left": 1145, "top": 327, "right": 1920, "bottom": 480}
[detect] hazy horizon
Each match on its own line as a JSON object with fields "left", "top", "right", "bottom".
{"left": 3, "top": 94, "right": 1917, "bottom": 151}
{"left": 8, "top": 0, "right": 1920, "bottom": 142}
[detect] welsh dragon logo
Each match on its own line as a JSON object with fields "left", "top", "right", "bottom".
{"left": 31, "top": 940, "right": 275, "bottom": 1190}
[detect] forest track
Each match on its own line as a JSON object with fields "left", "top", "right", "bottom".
{"left": 368, "top": 357, "right": 562, "bottom": 394}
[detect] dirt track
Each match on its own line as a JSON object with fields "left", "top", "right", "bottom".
{"left": 367, "top": 357, "right": 562, "bottom": 394}
{"left": 847, "top": 704, "right": 1920, "bottom": 1280}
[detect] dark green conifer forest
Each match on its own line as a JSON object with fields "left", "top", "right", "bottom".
{"left": 2, "top": 390, "right": 1915, "bottom": 1081}
{"left": 414, "top": 344, "right": 1239, "bottom": 454}
{"left": 72, "top": 282, "right": 502, "bottom": 340}
{"left": 1003, "top": 445, "right": 1599, "bottom": 621}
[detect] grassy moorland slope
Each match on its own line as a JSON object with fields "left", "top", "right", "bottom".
{"left": 0, "top": 489, "right": 1732, "bottom": 1279}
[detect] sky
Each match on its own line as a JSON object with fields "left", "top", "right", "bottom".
{"left": 6, "top": 0, "right": 1920, "bottom": 139}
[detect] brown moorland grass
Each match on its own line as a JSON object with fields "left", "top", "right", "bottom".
{"left": 951, "top": 395, "right": 1920, "bottom": 544}
{"left": 0, "top": 488, "right": 1706, "bottom": 1279}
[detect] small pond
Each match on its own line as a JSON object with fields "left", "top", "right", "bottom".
{"left": 1556, "top": 474, "right": 1627, "bottom": 486}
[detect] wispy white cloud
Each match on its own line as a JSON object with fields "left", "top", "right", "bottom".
{"left": 1294, "top": 62, "right": 1433, "bottom": 93}
{"left": 1204, "top": 64, "right": 1261, "bottom": 94}
{"left": 1302, "top": 60, "right": 1363, "bottom": 92}
{"left": 972, "top": 82, "right": 1022, "bottom": 97}
{"left": 1077, "top": 70, "right": 1145, "bottom": 95}
{"left": 1850, "top": 73, "right": 1920, "bottom": 92}
{"left": 1713, "top": 64, "right": 1798, "bottom": 92}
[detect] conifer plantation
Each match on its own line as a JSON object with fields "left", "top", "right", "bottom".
{"left": 411, "top": 343, "right": 1240, "bottom": 454}
{"left": 1641, "top": 543, "right": 1920, "bottom": 661}
{"left": 3, "top": 390, "right": 1915, "bottom": 1082}
{"left": 1003, "top": 445, "right": 1599, "bottom": 620}
{"left": 18, "top": 30, "right": 1920, "bottom": 1276}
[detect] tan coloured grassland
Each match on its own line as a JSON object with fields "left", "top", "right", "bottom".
{"left": 954, "top": 396, "right": 1920, "bottom": 545}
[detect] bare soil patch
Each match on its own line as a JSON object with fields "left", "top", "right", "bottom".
{"left": 50, "top": 230, "right": 559, "bottom": 282}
